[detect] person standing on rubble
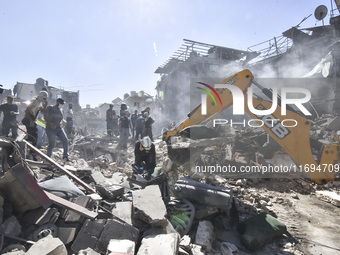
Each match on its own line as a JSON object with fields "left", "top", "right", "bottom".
{"left": 65, "top": 103, "right": 74, "bottom": 137}
{"left": 22, "top": 91, "right": 48, "bottom": 146}
{"left": 133, "top": 136, "right": 156, "bottom": 180}
{"left": 36, "top": 111, "right": 47, "bottom": 149}
{"left": 44, "top": 98, "right": 69, "bottom": 161}
{"left": 120, "top": 103, "right": 128, "bottom": 117}
{"left": 106, "top": 104, "right": 115, "bottom": 137}
{"left": 142, "top": 112, "right": 155, "bottom": 141}
{"left": 130, "top": 110, "right": 138, "bottom": 138}
{"left": 116, "top": 110, "right": 132, "bottom": 150}
{"left": 0, "top": 95, "right": 19, "bottom": 139}
{"left": 134, "top": 113, "right": 145, "bottom": 140}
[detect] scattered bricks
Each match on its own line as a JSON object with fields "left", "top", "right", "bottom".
{"left": 65, "top": 195, "right": 95, "bottom": 224}
{"left": 132, "top": 185, "right": 167, "bottom": 227}
{"left": 72, "top": 218, "right": 139, "bottom": 254}
{"left": 26, "top": 235, "right": 67, "bottom": 255}
{"left": 107, "top": 239, "right": 135, "bottom": 254}
{"left": 137, "top": 233, "right": 179, "bottom": 255}
{"left": 91, "top": 171, "right": 125, "bottom": 200}
{"left": 111, "top": 201, "right": 133, "bottom": 225}
{"left": 0, "top": 215, "right": 22, "bottom": 237}
{"left": 35, "top": 208, "right": 60, "bottom": 226}
{"left": 194, "top": 221, "right": 214, "bottom": 252}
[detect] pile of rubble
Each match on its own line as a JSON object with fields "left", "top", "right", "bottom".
{"left": 0, "top": 113, "right": 340, "bottom": 254}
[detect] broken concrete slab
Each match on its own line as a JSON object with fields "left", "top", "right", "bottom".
{"left": 132, "top": 185, "right": 167, "bottom": 227}
{"left": 111, "top": 201, "right": 133, "bottom": 225}
{"left": 0, "top": 164, "right": 52, "bottom": 214}
{"left": 26, "top": 235, "right": 67, "bottom": 255}
{"left": 194, "top": 220, "right": 214, "bottom": 252}
{"left": 71, "top": 218, "right": 139, "bottom": 254}
{"left": 137, "top": 233, "right": 179, "bottom": 255}
{"left": 91, "top": 171, "right": 125, "bottom": 200}
{"left": 107, "top": 239, "right": 135, "bottom": 254}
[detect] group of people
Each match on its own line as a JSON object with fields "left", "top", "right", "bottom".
{"left": 1, "top": 95, "right": 157, "bottom": 180}
{"left": 106, "top": 104, "right": 155, "bottom": 150}
{"left": 0, "top": 92, "right": 73, "bottom": 161}
{"left": 106, "top": 104, "right": 157, "bottom": 179}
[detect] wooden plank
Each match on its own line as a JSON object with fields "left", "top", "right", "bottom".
{"left": 25, "top": 141, "right": 96, "bottom": 193}
{"left": 45, "top": 191, "right": 98, "bottom": 220}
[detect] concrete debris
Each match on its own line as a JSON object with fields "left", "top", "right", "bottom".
{"left": 194, "top": 220, "right": 215, "bottom": 252}
{"left": 132, "top": 185, "right": 168, "bottom": 227}
{"left": 26, "top": 235, "right": 67, "bottom": 255}
{"left": 316, "top": 190, "right": 340, "bottom": 207}
{"left": 107, "top": 239, "right": 135, "bottom": 254}
{"left": 137, "top": 233, "right": 180, "bottom": 255}
{"left": 0, "top": 110, "right": 339, "bottom": 255}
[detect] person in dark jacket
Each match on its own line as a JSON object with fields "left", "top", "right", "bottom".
{"left": 0, "top": 96, "right": 19, "bottom": 139}
{"left": 44, "top": 98, "right": 69, "bottom": 160}
{"left": 133, "top": 136, "right": 155, "bottom": 180}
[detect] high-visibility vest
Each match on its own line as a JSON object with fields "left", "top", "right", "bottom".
{"left": 36, "top": 117, "right": 46, "bottom": 128}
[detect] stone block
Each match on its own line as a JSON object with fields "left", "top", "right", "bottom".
{"left": 194, "top": 221, "right": 214, "bottom": 252}
{"left": 91, "top": 171, "right": 125, "bottom": 200}
{"left": 107, "top": 239, "right": 135, "bottom": 254}
{"left": 133, "top": 185, "right": 167, "bottom": 227}
{"left": 137, "top": 233, "right": 179, "bottom": 255}
{"left": 111, "top": 201, "right": 133, "bottom": 225}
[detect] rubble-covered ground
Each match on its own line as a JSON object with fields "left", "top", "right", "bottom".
{"left": 0, "top": 115, "right": 340, "bottom": 254}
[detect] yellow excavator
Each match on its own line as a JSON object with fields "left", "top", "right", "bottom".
{"left": 162, "top": 69, "right": 340, "bottom": 184}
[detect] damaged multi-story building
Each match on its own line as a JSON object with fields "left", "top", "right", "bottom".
{"left": 155, "top": 2, "right": 340, "bottom": 122}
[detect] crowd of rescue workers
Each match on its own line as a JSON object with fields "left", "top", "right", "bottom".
{"left": 0, "top": 90, "right": 157, "bottom": 180}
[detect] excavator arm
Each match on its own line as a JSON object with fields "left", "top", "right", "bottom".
{"left": 163, "top": 69, "right": 340, "bottom": 184}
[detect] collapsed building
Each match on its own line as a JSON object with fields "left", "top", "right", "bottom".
{"left": 155, "top": 4, "right": 340, "bottom": 122}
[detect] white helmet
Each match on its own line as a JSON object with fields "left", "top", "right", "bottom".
{"left": 141, "top": 136, "right": 152, "bottom": 150}
{"left": 39, "top": 91, "right": 48, "bottom": 99}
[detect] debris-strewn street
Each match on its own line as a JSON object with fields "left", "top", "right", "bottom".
{"left": 2, "top": 2, "right": 340, "bottom": 255}
{"left": 0, "top": 113, "right": 340, "bottom": 255}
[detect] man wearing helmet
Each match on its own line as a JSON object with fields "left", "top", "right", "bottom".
{"left": 22, "top": 91, "right": 48, "bottom": 146}
{"left": 133, "top": 136, "right": 156, "bottom": 180}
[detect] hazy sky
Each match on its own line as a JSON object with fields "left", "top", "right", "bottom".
{"left": 0, "top": 0, "right": 334, "bottom": 107}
